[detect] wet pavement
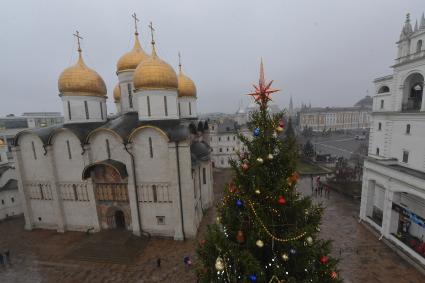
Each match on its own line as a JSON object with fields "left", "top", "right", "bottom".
{"left": 0, "top": 170, "right": 424, "bottom": 282}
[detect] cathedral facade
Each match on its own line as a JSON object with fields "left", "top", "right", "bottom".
{"left": 12, "top": 21, "right": 213, "bottom": 240}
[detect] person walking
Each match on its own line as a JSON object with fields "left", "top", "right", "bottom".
{"left": 310, "top": 174, "right": 314, "bottom": 195}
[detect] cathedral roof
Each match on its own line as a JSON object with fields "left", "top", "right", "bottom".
{"left": 190, "top": 141, "right": 210, "bottom": 161}
{"left": 13, "top": 112, "right": 189, "bottom": 146}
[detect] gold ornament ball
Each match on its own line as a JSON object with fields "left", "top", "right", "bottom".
{"left": 256, "top": 239, "right": 264, "bottom": 248}
{"left": 276, "top": 126, "right": 284, "bottom": 132}
{"left": 215, "top": 256, "right": 225, "bottom": 271}
{"left": 316, "top": 227, "right": 321, "bottom": 232}
{"left": 255, "top": 189, "right": 261, "bottom": 194}
{"left": 256, "top": 157, "right": 264, "bottom": 163}
{"left": 216, "top": 216, "right": 221, "bottom": 224}
{"left": 267, "top": 153, "right": 274, "bottom": 160}
{"left": 281, "top": 253, "right": 289, "bottom": 261}
{"left": 306, "top": 236, "right": 313, "bottom": 245}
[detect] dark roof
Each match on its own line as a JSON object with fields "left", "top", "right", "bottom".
{"left": 0, "top": 165, "right": 11, "bottom": 178}
{"left": 82, "top": 159, "right": 128, "bottom": 180}
{"left": 354, "top": 96, "right": 373, "bottom": 108}
{"left": 14, "top": 112, "right": 190, "bottom": 146}
{"left": 191, "top": 141, "right": 211, "bottom": 162}
{"left": 0, "top": 179, "right": 17, "bottom": 192}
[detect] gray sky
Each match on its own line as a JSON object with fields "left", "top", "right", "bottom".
{"left": 1, "top": 0, "right": 424, "bottom": 116}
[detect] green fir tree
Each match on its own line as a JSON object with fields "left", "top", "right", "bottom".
{"left": 197, "top": 61, "right": 341, "bottom": 283}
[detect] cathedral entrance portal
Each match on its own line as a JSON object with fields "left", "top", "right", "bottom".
{"left": 82, "top": 160, "right": 132, "bottom": 231}
{"left": 115, "top": 210, "right": 125, "bottom": 229}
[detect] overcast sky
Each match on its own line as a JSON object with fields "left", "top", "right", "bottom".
{"left": 1, "top": 0, "right": 424, "bottom": 116}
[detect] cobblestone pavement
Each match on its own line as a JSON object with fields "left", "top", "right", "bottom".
{"left": 0, "top": 170, "right": 424, "bottom": 282}
{"left": 297, "top": 177, "right": 424, "bottom": 283}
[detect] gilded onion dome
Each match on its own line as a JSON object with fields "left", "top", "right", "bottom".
{"left": 116, "top": 33, "right": 148, "bottom": 73}
{"left": 178, "top": 63, "right": 197, "bottom": 98}
{"left": 113, "top": 84, "right": 121, "bottom": 102}
{"left": 58, "top": 52, "right": 107, "bottom": 97}
{"left": 133, "top": 44, "right": 178, "bottom": 91}
{"left": 0, "top": 139, "right": 5, "bottom": 146}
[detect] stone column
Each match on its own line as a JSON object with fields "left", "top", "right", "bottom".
{"left": 11, "top": 147, "right": 33, "bottom": 230}
{"left": 82, "top": 144, "right": 100, "bottom": 232}
{"left": 46, "top": 146, "right": 65, "bottom": 233}
{"left": 421, "top": 92, "right": 425, "bottom": 111}
{"left": 126, "top": 144, "right": 141, "bottom": 236}
{"left": 360, "top": 174, "right": 375, "bottom": 220}
{"left": 381, "top": 188, "right": 394, "bottom": 237}
{"left": 169, "top": 142, "right": 184, "bottom": 240}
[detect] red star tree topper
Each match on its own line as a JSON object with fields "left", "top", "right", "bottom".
{"left": 246, "top": 59, "right": 280, "bottom": 108}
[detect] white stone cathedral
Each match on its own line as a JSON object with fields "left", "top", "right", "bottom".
{"left": 12, "top": 19, "right": 213, "bottom": 240}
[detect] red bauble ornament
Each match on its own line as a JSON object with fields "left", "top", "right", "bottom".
{"left": 279, "top": 120, "right": 285, "bottom": 128}
{"left": 229, "top": 183, "right": 237, "bottom": 193}
{"left": 236, "top": 230, "right": 245, "bottom": 243}
{"left": 278, "top": 196, "right": 286, "bottom": 205}
{"left": 330, "top": 271, "right": 337, "bottom": 279}
{"left": 320, "top": 255, "right": 329, "bottom": 265}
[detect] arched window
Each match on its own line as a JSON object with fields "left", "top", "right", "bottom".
{"left": 73, "top": 184, "right": 78, "bottom": 201}
{"left": 377, "top": 86, "right": 390, "bottom": 93}
{"left": 417, "top": 40, "right": 423, "bottom": 53}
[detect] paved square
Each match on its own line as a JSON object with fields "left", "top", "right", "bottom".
{"left": 0, "top": 170, "right": 424, "bottom": 282}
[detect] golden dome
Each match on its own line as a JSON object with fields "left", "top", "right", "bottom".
{"left": 113, "top": 84, "right": 121, "bottom": 102}
{"left": 116, "top": 33, "right": 148, "bottom": 73}
{"left": 0, "top": 139, "right": 4, "bottom": 147}
{"left": 178, "top": 70, "right": 197, "bottom": 97}
{"left": 58, "top": 52, "right": 107, "bottom": 97}
{"left": 133, "top": 45, "right": 178, "bottom": 91}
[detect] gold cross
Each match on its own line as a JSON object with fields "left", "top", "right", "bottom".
{"left": 132, "top": 13, "right": 139, "bottom": 34}
{"left": 73, "top": 30, "right": 83, "bottom": 52}
{"left": 148, "top": 21, "right": 155, "bottom": 44}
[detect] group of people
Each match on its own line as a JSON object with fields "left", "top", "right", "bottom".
{"left": 0, "top": 250, "right": 10, "bottom": 267}
{"left": 310, "top": 175, "right": 331, "bottom": 198}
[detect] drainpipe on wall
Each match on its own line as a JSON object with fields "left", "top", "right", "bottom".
{"left": 124, "top": 143, "right": 149, "bottom": 238}
{"left": 175, "top": 141, "right": 186, "bottom": 240}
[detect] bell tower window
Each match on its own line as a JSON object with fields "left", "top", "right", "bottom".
{"left": 147, "top": 96, "right": 151, "bottom": 116}
{"left": 164, "top": 96, "right": 168, "bottom": 116}
{"left": 128, "top": 83, "right": 133, "bottom": 108}
{"left": 67, "top": 101, "right": 72, "bottom": 120}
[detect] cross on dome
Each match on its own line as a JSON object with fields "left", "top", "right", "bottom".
{"left": 148, "top": 21, "right": 155, "bottom": 45}
{"left": 73, "top": 30, "right": 83, "bottom": 53}
{"left": 132, "top": 13, "right": 140, "bottom": 35}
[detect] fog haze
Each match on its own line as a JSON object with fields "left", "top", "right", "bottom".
{"left": 1, "top": 0, "right": 424, "bottom": 115}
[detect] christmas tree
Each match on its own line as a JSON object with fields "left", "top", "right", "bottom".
{"left": 197, "top": 61, "right": 341, "bottom": 283}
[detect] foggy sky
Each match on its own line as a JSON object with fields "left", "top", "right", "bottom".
{"left": 1, "top": 0, "right": 424, "bottom": 116}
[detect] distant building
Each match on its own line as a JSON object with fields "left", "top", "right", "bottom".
{"left": 298, "top": 96, "right": 372, "bottom": 132}
{"left": 0, "top": 112, "right": 64, "bottom": 161}
{"left": 0, "top": 139, "right": 21, "bottom": 220}
{"left": 209, "top": 119, "right": 251, "bottom": 168}
{"left": 360, "top": 13, "right": 425, "bottom": 266}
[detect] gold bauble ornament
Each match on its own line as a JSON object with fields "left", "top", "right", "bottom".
{"left": 256, "top": 157, "right": 264, "bottom": 163}
{"left": 306, "top": 236, "right": 313, "bottom": 245}
{"left": 255, "top": 189, "right": 261, "bottom": 194}
{"left": 215, "top": 256, "right": 224, "bottom": 271}
{"left": 216, "top": 216, "right": 221, "bottom": 224}
{"left": 281, "top": 253, "right": 289, "bottom": 261}
{"left": 267, "top": 153, "right": 274, "bottom": 160}
{"left": 276, "top": 126, "right": 284, "bottom": 132}
{"left": 256, "top": 239, "right": 264, "bottom": 248}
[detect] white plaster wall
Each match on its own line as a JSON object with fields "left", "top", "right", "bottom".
{"left": 118, "top": 71, "right": 137, "bottom": 113}
{"left": 61, "top": 95, "right": 107, "bottom": 124}
{"left": 0, "top": 189, "right": 22, "bottom": 220}
{"left": 30, "top": 200, "right": 56, "bottom": 227}
{"left": 136, "top": 89, "right": 179, "bottom": 120}
{"left": 19, "top": 134, "right": 51, "bottom": 182}
{"left": 51, "top": 131, "right": 98, "bottom": 229}
{"left": 132, "top": 128, "right": 170, "bottom": 183}
{"left": 178, "top": 97, "right": 197, "bottom": 118}
{"left": 52, "top": 131, "right": 86, "bottom": 182}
